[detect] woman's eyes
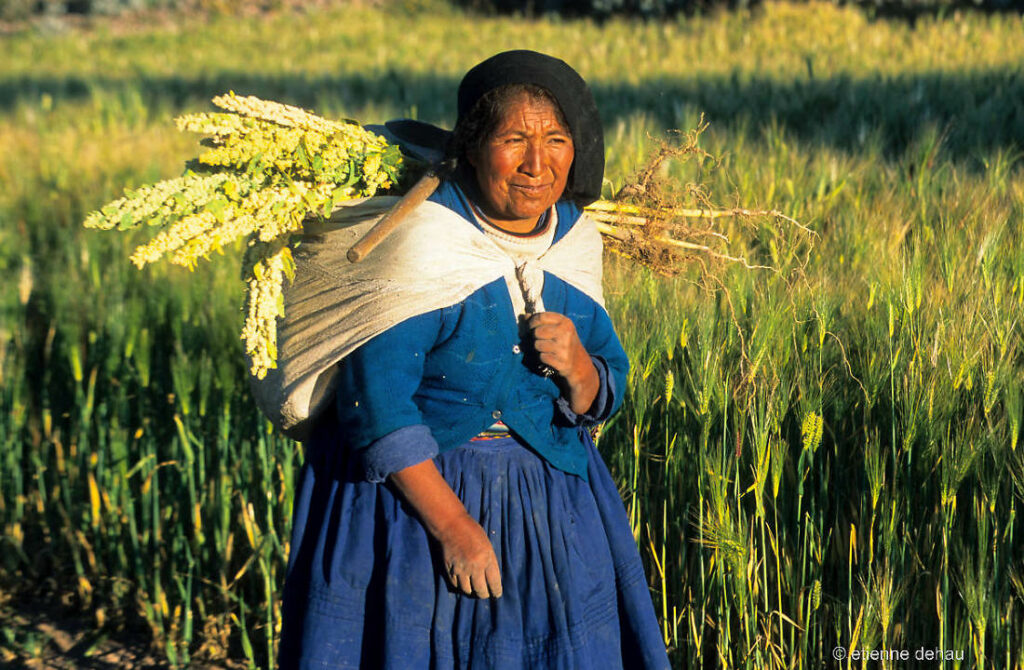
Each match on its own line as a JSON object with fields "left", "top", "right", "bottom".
{"left": 498, "top": 136, "right": 570, "bottom": 146}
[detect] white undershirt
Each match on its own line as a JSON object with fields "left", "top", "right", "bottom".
{"left": 472, "top": 206, "right": 557, "bottom": 317}
{"left": 474, "top": 208, "right": 557, "bottom": 263}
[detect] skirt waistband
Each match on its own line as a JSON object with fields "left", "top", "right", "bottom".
{"left": 470, "top": 419, "right": 510, "bottom": 441}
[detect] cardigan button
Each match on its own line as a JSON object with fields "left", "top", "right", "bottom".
{"left": 512, "top": 344, "right": 521, "bottom": 354}
{"left": 491, "top": 410, "right": 502, "bottom": 420}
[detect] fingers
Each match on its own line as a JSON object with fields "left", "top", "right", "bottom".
{"left": 532, "top": 338, "right": 561, "bottom": 354}
{"left": 469, "top": 572, "right": 491, "bottom": 599}
{"left": 531, "top": 325, "right": 565, "bottom": 342}
{"left": 528, "top": 313, "right": 579, "bottom": 343}
{"left": 446, "top": 564, "right": 475, "bottom": 597}
{"left": 469, "top": 558, "right": 503, "bottom": 599}
{"left": 444, "top": 562, "right": 460, "bottom": 590}
{"left": 458, "top": 573, "right": 475, "bottom": 597}
{"left": 525, "top": 312, "right": 583, "bottom": 378}
{"left": 485, "top": 560, "right": 503, "bottom": 598}
{"left": 526, "top": 312, "right": 564, "bottom": 327}
{"left": 535, "top": 351, "right": 568, "bottom": 376}
{"left": 447, "top": 560, "right": 502, "bottom": 599}
{"left": 440, "top": 518, "right": 503, "bottom": 598}
{"left": 527, "top": 312, "right": 572, "bottom": 337}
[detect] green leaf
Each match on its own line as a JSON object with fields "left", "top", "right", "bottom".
{"left": 383, "top": 143, "right": 402, "bottom": 163}
{"left": 222, "top": 180, "right": 240, "bottom": 201}
{"left": 204, "top": 196, "right": 229, "bottom": 223}
{"left": 246, "top": 152, "right": 263, "bottom": 176}
{"left": 282, "top": 250, "right": 296, "bottom": 283}
{"left": 332, "top": 186, "right": 350, "bottom": 207}
{"left": 340, "top": 159, "right": 360, "bottom": 187}
{"left": 294, "top": 141, "right": 310, "bottom": 170}
{"left": 120, "top": 212, "right": 136, "bottom": 229}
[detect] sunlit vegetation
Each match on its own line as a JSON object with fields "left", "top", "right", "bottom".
{"left": 1, "top": 2, "right": 1022, "bottom": 666}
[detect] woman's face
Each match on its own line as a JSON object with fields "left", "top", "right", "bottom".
{"left": 469, "top": 94, "right": 574, "bottom": 234}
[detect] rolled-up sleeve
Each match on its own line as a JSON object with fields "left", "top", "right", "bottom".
{"left": 361, "top": 424, "right": 438, "bottom": 484}
{"left": 335, "top": 311, "right": 442, "bottom": 482}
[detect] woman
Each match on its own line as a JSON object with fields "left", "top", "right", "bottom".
{"left": 274, "top": 50, "right": 670, "bottom": 669}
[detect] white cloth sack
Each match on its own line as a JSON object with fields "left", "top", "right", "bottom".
{"left": 248, "top": 196, "right": 606, "bottom": 440}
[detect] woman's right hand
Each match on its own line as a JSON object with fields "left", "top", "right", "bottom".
{"left": 435, "top": 513, "right": 503, "bottom": 599}
{"left": 388, "top": 459, "right": 503, "bottom": 599}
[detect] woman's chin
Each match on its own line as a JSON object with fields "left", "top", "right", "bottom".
{"left": 506, "top": 196, "right": 556, "bottom": 221}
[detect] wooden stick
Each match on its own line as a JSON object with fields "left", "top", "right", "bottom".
{"left": 346, "top": 172, "right": 441, "bottom": 263}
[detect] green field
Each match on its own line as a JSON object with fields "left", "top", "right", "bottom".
{"left": 2, "top": 2, "right": 1023, "bottom": 667}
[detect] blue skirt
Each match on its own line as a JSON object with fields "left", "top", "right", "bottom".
{"left": 279, "top": 420, "right": 670, "bottom": 670}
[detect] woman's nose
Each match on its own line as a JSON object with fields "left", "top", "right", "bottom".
{"left": 519, "top": 141, "right": 544, "bottom": 176}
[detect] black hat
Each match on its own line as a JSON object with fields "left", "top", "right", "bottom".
{"left": 456, "top": 50, "right": 605, "bottom": 206}
{"left": 373, "top": 51, "right": 605, "bottom": 206}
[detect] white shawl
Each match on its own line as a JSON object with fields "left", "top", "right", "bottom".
{"left": 249, "top": 196, "right": 606, "bottom": 440}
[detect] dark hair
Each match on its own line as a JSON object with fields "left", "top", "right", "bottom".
{"left": 448, "top": 83, "right": 573, "bottom": 200}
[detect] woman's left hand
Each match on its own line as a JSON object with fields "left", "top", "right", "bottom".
{"left": 527, "top": 312, "right": 600, "bottom": 415}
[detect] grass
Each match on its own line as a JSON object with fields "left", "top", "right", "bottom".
{"left": 1, "top": 2, "right": 1023, "bottom": 667}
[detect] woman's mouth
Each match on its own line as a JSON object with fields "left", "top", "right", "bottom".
{"left": 510, "top": 183, "right": 550, "bottom": 195}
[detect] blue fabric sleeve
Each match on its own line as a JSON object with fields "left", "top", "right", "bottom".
{"left": 361, "top": 425, "right": 439, "bottom": 483}
{"left": 554, "top": 295, "right": 630, "bottom": 426}
{"left": 555, "top": 355, "right": 617, "bottom": 426}
{"left": 335, "top": 311, "right": 443, "bottom": 481}
{"left": 585, "top": 307, "right": 629, "bottom": 418}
